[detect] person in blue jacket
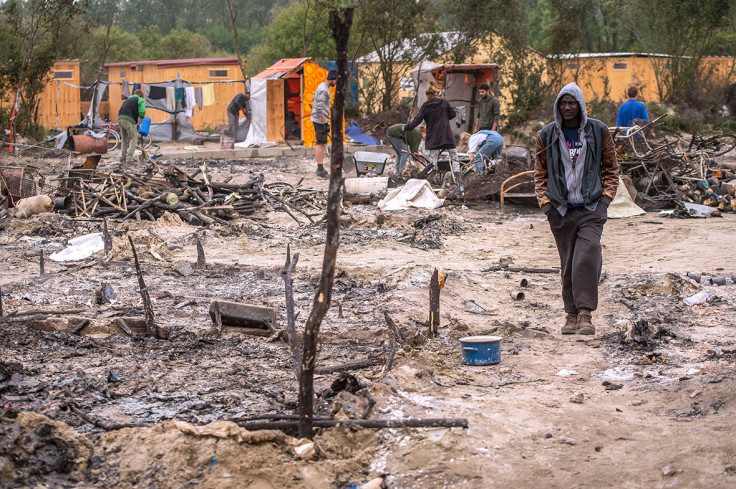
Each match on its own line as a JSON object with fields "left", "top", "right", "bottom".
{"left": 616, "top": 86, "right": 649, "bottom": 128}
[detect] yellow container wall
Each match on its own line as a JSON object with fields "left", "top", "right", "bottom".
{"left": 107, "top": 63, "right": 246, "bottom": 131}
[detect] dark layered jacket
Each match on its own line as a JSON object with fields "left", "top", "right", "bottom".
{"left": 405, "top": 97, "right": 456, "bottom": 150}
{"left": 534, "top": 82, "right": 619, "bottom": 215}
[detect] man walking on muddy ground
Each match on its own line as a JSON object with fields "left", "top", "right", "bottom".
{"left": 534, "top": 82, "right": 619, "bottom": 335}
{"left": 311, "top": 69, "right": 337, "bottom": 178}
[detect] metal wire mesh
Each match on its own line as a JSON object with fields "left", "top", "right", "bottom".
{"left": 0, "top": 142, "right": 74, "bottom": 206}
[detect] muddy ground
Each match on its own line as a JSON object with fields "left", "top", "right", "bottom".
{"left": 1, "top": 148, "right": 736, "bottom": 488}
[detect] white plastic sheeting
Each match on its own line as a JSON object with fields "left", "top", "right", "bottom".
{"left": 49, "top": 233, "right": 104, "bottom": 262}
{"left": 607, "top": 176, "right": 646, "bottom": 219}
{"left": 377, "top": 179, "right": 445, "bottom": 211}
{"left": 236, "top": 78, "right": 268, "bottom": 148}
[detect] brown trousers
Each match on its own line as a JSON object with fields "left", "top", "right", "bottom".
{"left": 547, "top": 203, "right": 607, "bottom": 313}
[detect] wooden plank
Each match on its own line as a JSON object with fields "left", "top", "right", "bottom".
{"left": 209, "top": 300, "right": 276, "bottom": 331}
{"left": 266, "top": 79, "right": 285, "bottom": 142}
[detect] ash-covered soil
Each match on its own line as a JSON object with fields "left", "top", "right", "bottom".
{"left": 2, "top": 151, "right": 736, "bottom": 488}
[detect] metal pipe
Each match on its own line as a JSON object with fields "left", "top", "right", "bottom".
{"left": 686, "top": 272, "right": 702, "bottom": 283}
{"left": 519, "top": 278, "right": 529, "bottom": 287}
{"left": 510, "top": 290, "right": 525, "bottom": 301}
{"left": 709, "top": 276, "right": 728, "bottom": 286}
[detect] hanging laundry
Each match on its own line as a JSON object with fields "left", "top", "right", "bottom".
{"left": 166, "top": 86, "right": 175, "bottom": 111}
{"left": 133, "top": 83, "right": 141, "bottom": 91}
{"left": 202, "top": 84, "right": 215, "bottom": 106}
{"left": 141, "top": 84, "right": 148, "bottom": 98}
{"left": 175, "top": 87, "right": 184, "bottom": 101}
{"left": 121, "top": 80, "right": 130, "bottom": 99}
{"left": 185, "top": 86, "right": 196, "bottom": 117}
{"left": 148, "top": 85, "right": 167, "bottom": 100}
{"left": 195, "top": 86, "right": 203, "bottom": 110}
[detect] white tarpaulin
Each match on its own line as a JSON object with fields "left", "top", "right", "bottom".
{"left": 377, "top": 179, "right": 445, "bottom": 211}
{"left": 49, "top": 233, "right": 104, "bottom": 262}
{"left": 236, "top": 78, "right": 268, "bottom": 148}
{"left": 607, "top": 176, "right": 646, "bottom": 218}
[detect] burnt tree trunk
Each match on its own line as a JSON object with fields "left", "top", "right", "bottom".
{"left": 298, "top": 7, "right": 353, "bottom": 440}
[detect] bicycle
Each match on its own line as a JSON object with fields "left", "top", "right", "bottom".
{"left": 688, "top": 131, "right": 736, "bottom": 157}
{"left": 101, "top": 120, "right": 155, "bottom": 153}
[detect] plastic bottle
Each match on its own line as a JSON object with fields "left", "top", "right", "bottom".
{"left": 683, "top": 291, "right": 712, "bottom": 306}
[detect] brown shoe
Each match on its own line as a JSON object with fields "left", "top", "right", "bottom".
{"left": 561, "top": 313, "right": 579, "bottom": 335}
{"left": 577, "top": 310, "right": 595, "bottom": 335}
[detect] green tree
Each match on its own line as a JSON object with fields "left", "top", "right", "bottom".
{"left": 353, "top": 0, "right": 441, "bottom": 111}
{"left": 80, "top": 26, "right": 144, "bottom": 85}
{"left": 626, "top": 0, "right": 735, "bottom": 102}
{"left": 158, "top": 29, "right": 215, "bottom": 59}
{"left": 442, "top": 0, "right": 550, "bottom": 127}
{"left": 246, "top": 1, "right": 336, "bottom": 75}
{"left": 0, "top": 0, "right": 86, "bottom": 138}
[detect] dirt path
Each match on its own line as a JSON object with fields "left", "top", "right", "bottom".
{"left": 1, "top": 152, "right": 735, "bottom": 488}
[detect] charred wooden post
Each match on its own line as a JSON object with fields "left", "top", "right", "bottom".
{"left": 282, "top": 245, "right": 301, "bottom": 379}
{"left": 115, "top": 318, "right": 135, "bottom": 338}
{"left": 39, "top": 250, "right": 44, "bottom": 277}
{"left": 213, "top": 301, "right": 223, "bottom": 338}
{"left": 383, "top": 311, "right": 405, "bottom": 343}
{"left": 196, "top": 236, "right": 206, "bottom": 269}
{"left": 0, "top": 284, "right": 3, "bottom": 317}
{"left": 429, "top": 268, "right": 444, "bottom": 338}
{"left": 103, "top": 218, "right": 113, "bottom": 257}
{"left": 298, "top": 7, "right": 352, "bottom": 441}
{"left": 127, "top": 236, "right": 157, "bottom": 338}
{"left": 71, "top": 319, "right": 90, "bottom": 335}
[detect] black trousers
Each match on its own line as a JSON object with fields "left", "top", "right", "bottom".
{"left": 547, "top": 203, "right": 607, "bottom": 313}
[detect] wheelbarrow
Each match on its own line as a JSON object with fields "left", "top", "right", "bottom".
{"left": 346, "top": 151, "right": 390, "bottom": 176}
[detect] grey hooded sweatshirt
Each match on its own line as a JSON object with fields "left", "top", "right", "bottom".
{"left": 537, "top": 82, "right": 616, "bottom": 216}
{"left": 553, "top": 82, "right": 588, "bottom": 206}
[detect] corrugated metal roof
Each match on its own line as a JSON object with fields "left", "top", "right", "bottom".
{"left": 253, "top": 57, "right": 312, "bottom": 79}
{"left": 105, "top": 57, "right": 240, "bottom": 68}
{"left": 433, "top": 63, "right": 500, "bottom": 72}
{"left": 549, "top": 53, "right": 674, "bottom": 59}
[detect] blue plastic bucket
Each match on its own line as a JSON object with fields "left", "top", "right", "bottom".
{"left": 460, "top": 336, "right": 502, "bottom": 365}
{"left": 138, "top": 116, "right": 152, "bottom": 136}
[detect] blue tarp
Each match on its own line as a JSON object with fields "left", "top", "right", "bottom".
{"left": 345, "top": 121, "right": 380, "bottom": 145}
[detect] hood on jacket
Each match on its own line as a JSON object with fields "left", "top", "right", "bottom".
{"left": 422, "top": 97, "right": 446, "bottom": 109}
{"left": 553, "top": 82, "right": 587, "bottom": 131}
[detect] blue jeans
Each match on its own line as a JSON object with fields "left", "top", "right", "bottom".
{"left": 386, "top": 131, "right": 409, "bottom": 174}
{"left": 472, "top": 131, "right": 504, "bottom": 172}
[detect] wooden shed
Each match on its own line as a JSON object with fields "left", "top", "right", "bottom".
{"left": 252, "top": 57, "right": 340, "bottom": 147}
{"left": 105, "top": 57, "right": 246, "bottom": 131}
{"left": 0, "top": 60, "right": 81, "bottom": 131}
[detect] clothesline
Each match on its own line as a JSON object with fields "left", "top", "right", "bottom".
{"left": 60, "top": 79, "right": 246, "bottom": 89}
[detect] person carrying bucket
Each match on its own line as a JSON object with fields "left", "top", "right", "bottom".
{"left": 117, "top": 89, "right": 146, "bottom": 166}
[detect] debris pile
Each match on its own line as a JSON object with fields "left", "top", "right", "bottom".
{"left": 613, "top": 117, "right": 736, "bottom": 212}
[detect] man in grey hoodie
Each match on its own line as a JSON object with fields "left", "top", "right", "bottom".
{"left": 534, "top": 82, "right": 619, "bottom": 336}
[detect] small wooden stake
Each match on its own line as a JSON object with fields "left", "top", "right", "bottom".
{"left": 213, "top": 301, "right": 222, "bottom": 338}
{"left": 103, "top": 218, "right": 113, "bottom": 257}
{"left": 0, "top": 284, "right": 3, "bottom": 317}
{"left": 127, "top": 236, "right": 157, "bottom": 338}
{"left": 39, "top": 250, "right": 45, "bottom": 276}
{"left": 115, "top": 318, "right": 135, "bottom": 337}
{"left": 196, "top": 236, "right": 206, "bottom": 269}
{"left": 429, "top": 268, "right": 440, "bottom": 338}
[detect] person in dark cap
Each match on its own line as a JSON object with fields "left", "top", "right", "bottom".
{"left": 311, "top": 69, "right": 337, "bottom": 177}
